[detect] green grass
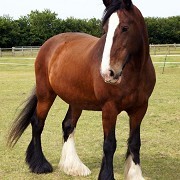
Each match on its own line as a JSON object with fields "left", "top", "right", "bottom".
{"left": 0, "top": 57, "right": 180, "bottom": 180}
{"left": 151, "top": 55, "right": 180, "bottom": 62}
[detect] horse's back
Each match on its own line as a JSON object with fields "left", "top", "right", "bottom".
{"left": 35, "top": 32, "right": 101, "bottom": 109}
{"left": 36, "top": 32, "right": 98, "bottom": 62}
{"left": 35, "top": 32, "right": 99, "bottom": 78}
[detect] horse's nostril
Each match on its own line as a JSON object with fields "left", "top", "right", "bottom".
{"left": 109, "top": 69, "right": 115, "bottom": 77}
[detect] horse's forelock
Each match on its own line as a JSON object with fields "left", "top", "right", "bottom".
{"left": 102, "top": 0, "right": 122, "bottom": 26}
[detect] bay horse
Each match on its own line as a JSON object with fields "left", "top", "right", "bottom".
{"left": 8, "top": 0, "right": 156, "bottom": 179}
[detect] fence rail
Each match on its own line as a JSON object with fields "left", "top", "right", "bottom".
{"left": 150, "top": 44, "right": 180, "bottom": 55}
{"left": 0, "top": 46, "right": 40, "bottom": 57}
{"left": 0, "top": 44, "right": 180, "bottom": 57}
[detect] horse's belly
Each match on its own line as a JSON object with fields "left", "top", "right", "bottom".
{"left": 53, "top": 83, "right": 101, "bottom": 110}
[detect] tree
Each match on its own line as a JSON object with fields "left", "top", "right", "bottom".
{"left": 57, "top": 17, "right": 102, "bottom": 37}
{"left": 0, "top": 11, "right": 179, "bottom": 47}
{"left": 145, "top": 16, "right": 180, "bottom": 44}
{"left": 0, "top": 16, "right": 20, "bottom": 47}
{"left": 28, "top": 9, "right": 58, "bottom": 45}
{"left": 15, "top": 16, "right": 31, "bottom": 46}
{"left": 86, "top": 18, "right": 102, "bottom": 37}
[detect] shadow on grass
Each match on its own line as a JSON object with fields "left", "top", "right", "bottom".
{"left": 4, "top": 144, "right": 179, "bottom": 180}
{"left": 64, "top": 152, "right": 180, "bottom": 180}
{"left": 142, "top": 153, "right": 180, "bottom": 180}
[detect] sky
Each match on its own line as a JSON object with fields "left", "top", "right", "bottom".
{"left": 0, "top": 0, "right": 179, "bottom": 20}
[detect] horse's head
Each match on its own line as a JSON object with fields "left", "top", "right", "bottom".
{"left": 101, "top": 0, "right": 146, "bottom": 84}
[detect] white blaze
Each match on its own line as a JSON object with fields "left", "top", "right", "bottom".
{"left": 101, "top": 12, "right": 119, "bottom": 74}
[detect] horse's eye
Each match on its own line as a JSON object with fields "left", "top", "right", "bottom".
{"left": 122, "top": 26, "right": 129, "bottom": 32}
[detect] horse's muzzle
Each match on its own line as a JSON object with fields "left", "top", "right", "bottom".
{"left": 101, "top": 69, "right": 122, "bottom": 84}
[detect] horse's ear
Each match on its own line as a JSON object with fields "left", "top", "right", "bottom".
{"left": 103, "top": 0, "right": 111, "bottom": 7}
{"left": 122, "top": 0, "right": 132, "bottom": 9}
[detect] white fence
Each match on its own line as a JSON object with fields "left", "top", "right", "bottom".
{"left": 0, "top": 44, "right": 180, "bottom": 57}
{"left": 150, "top": 44, "right": 180, "bottom": 55}
{"left": 0, "top": 46, "right": 40, "bottom": 57}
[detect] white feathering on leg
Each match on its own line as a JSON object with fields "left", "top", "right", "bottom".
{"left": 124, "top": 155, "right": 145, "bottom": 180}
{"left": 59, "top": 130, "right": 91, "bottom": 176}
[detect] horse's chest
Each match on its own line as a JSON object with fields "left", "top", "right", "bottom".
{"left": 121, "top": 90, "right": 147, "bottom": 109}
{"left": 108, "top": 84, "right": 149, "bottom": 111}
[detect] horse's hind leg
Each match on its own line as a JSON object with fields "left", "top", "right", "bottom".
{"left": 124, "top": 103, "right": 148, "bottom": 180}
{"left": 26, "top": 90, "right": 56, "bottom": 173}
{"left": 59, "top": 105, "right": 91, "bottom": 176}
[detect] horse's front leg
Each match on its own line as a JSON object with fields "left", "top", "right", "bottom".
{"left": 59, "top": 105, "right": 91, "bottom": 176}
{"left": 98, "top": 103, "right": 118, "bottom": 180}
{"left": 124, "top": 103, "right": 148, "bottom": 180}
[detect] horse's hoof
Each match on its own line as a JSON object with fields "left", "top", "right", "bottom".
{"left": 59, "top": 131, "right": 91, "bottom": 176}
{"left": 26, "top": 140, "right": 53, "bottom": 174}
{"left": 30, "top": 161, "right": 53, "bottom": 174}
{"left": 59, "top": 161, "right": 91, "bottom": 176}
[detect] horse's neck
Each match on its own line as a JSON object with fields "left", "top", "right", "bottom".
{"left": 90, "top": 35, "right": 106, "bottom": 62}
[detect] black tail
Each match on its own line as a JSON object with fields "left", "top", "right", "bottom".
{"left": 8, "top": 88, "right": 37, "bottom": 147}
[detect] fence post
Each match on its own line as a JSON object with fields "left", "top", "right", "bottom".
{"left": 12, "top": 47, "right": 15, "bottom": 56}
{"left": 31, "top": 47, "right": 33, "bottom": 56}
{"left": 154, "top": 45, "right": 156, "bottom": 55}
{"left": 22, "top": 47, "right": 24, "bottom": 56}
{"left": 167, "top": 45, "right": 170, "bottom": 55}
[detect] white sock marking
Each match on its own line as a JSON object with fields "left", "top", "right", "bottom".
{"left": 101, "top": 12, "right": 119, "bottom": 74}
{"left": 59, "top": 130, "right": 91, "bottom": 176}
{"left": 124, "top": 155, "right": 145, "bottom": 180}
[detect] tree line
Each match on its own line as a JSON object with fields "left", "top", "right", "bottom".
{"left": 0, "top": 9, "right": 179, "bottom": 47}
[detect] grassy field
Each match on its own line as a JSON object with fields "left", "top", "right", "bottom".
{"left": 0, "top": 57, "right": 180, "bottom": 180}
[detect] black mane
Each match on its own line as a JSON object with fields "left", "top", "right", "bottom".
{"left": 102, "top": 0, "right": 122, "bottom": 26}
